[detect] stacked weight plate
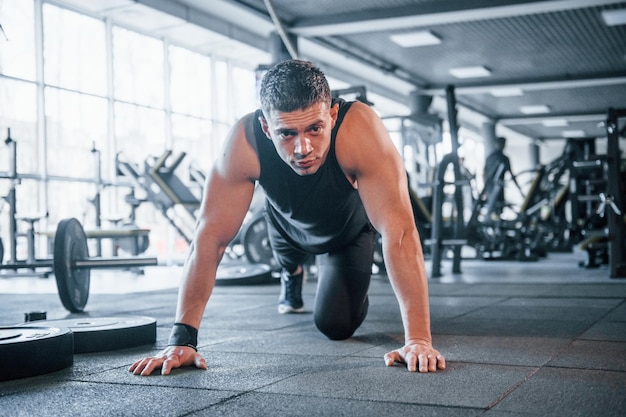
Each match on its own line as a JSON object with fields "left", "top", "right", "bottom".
{"left": 1, "top": 316, "right": 156, "bottom": 381}
{"left": 0, "top": 326, "right": 74, "bottom": 382}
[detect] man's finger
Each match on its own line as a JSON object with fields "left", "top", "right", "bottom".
{"left": 427, "top": 354, "right": 437, "bottom": 372}
{"left": 194, "top": 354, "right": 208, "bottom": 370}
{"left": 415, "top": 353, "right": 428, "bottom": 372}
{"left": 384, "top": 350, "right": 402, "bottom": 367}
{"left": 139, "top": 358, "right": 161, "bottom": 376}
{"left": 406, "top": 352, "right": 418, "bottom": 372}
{"left": 437, "top": 355, "right": 446, "bottom": 370}
{"left": 128, "top": 360, "right": 139, "bottom": 372}
{"left": 162, "top": 356, "right": 180, "bottom": 375}
{"left": 131, "top": 358, "right": 151, "bottom": 375}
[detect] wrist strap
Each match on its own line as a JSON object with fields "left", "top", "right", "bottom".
{"left": 167, "top": 322, "right": 198, "bottom": 351}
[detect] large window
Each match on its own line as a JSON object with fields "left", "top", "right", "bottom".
{"left": 231, "top": 65, "right": 257, "bottom": 119}
{"left": 0, "top": 0, "right": 38, "bottom": 174}
{"left": 0, "top": 78, "right": 37, "bottom": 174}
{"left": 43, "top": 5, "right": 106, "bottom": 95}
{"left": 0, "top": 0, "right": 36, "bottom": 81}
{"left": 45, "top": 87, "right": 108, "bottom": 179}
{"left": 169, "top": 46, "right": 213, "bottom": 175}
{"left": 213, "top": 60, "right": 230, "bottom": 123}
{"left": 114, "top": 102, "right": 166, "bottom": 164}
{"left": 0, "top": 0, "right": 281, "bottom": 260}
{"left": 113, "top": 27, "right": 164, "bottom": 108}
{"left": 169, "top": 46, "right": 211, "bottom": 118}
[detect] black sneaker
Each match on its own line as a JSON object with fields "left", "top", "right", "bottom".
{"left": 278, "top": 268, "right": 305, "bottom": 314}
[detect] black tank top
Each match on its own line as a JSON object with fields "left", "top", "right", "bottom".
{"left": 254, "top": 100, "right": 369, "bottom": 254}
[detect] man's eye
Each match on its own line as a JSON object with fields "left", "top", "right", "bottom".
{"left": 310, "top": 126, "right": 321, "bottom": 133}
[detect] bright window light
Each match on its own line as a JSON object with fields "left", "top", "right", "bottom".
{"left": 562, "top": 130, "right": 586, "bottom": 138}
{"left": 601, "top": 9, "right": 626, "bottom": 26}
{"left": 542, "top": 119, "right": 569, "bottom": 127}
{"left": 490, "top": 87, "right": 523, "bottom": 97}
{"left": 449, "top": 66, "right": 491, "bottom": 79}
{"left": 390, "top": 31, "right": 441, "bottom": 47}
{"left": 520, "top": 105, "right": 550, "bottom": 114}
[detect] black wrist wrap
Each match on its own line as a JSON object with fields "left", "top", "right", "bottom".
{"left": 167, "top": 323, "right": 198, "bottom": 351}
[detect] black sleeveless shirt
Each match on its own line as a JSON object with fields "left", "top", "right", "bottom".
{"left": 253, "top": 100, "right": 370, "bottom": 254}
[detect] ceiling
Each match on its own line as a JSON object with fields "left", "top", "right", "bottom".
{"left": 54, "top": 0, "right": 626, "bottom": 143}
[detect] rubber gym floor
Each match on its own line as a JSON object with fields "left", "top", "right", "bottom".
{"left": 0, "top": 249, "right": 625, "bottom": 417}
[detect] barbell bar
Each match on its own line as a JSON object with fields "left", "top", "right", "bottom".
{"left": 0, "top": 217, "right": 158, "bottom": 312}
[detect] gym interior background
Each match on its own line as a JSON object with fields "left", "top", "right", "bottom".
{"left": 1, "top": 0, "right": 626, "bottom": 413}
{"left": 0, "top": 0, "right": 625, "bottom": 269}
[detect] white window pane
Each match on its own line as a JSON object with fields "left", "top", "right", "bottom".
{"left": 45, "top": 87, "right": 108, "bottom": 178}
{"left": 212, "top": 122, "right": 230, "bottom": 154}
{"left": 0, "top": 0, "right": 36, "bottom": 80}
{"left": 0, "top": 78, "right": 38, "bottom": 174}
{"left": 114, "top": 102, "right": 166, "bottom": 164}
{"left": 214, "top": 60, "right": 229, "bottom": 122}
{"left": 47, "top": 181, "right": 92, "bottom": 225}
{"left": 113, "top": 27, "right": 164, "bottom": 107}
{"left": 171, "top": 114, "right": 213, "bottom": 176}
{"left": 0, "top": 77, "right": 37, "bottom": 126}
{"left": 43, "top": 4, "right": 106, "bottom": 95}
{"left": 169, "top": 46, "right": 211, "bottom": 118}
{"left": 231, "top": 65, "right": 257, "bottom": 119}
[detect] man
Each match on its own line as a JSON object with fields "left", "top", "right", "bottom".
{"left": 482, "top": 136, "right": 523, "bottom": 216}
{"left": 129, "top": 60, "right": 445, "bottom": 376}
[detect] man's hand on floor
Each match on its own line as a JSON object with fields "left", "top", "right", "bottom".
{"left": 129, "top": 346, "right": 207, "bottom": 376}
{"left": 384, "top": 342, "right": 446, "bottom": 373}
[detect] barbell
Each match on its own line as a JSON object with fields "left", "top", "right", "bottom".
{"left": 0, "top": 217, "right": 158, "bottom": 312}
{"left": 53, "top": 218, "right": 158, "bottom": 312}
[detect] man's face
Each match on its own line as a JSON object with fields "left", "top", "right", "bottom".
{"left": 260, "top": 101, "right": 338, "bottom": 176}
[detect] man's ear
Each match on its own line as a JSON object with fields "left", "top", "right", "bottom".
{"left": 258, "top": 116, "right": 272, "bottom": 140}
{"left": 329, "top": 102, "right": 339, "bottom": 128}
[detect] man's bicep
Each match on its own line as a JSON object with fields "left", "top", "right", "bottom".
{"left": 358, "top": 151, "right": 412, "bottom": 234}
{"left": 340, "top": 103, "right": 413, "bottom": 233}
{"left": 197, "top": 166, "right": 256, "bottom": 248}
{"left": 197, "top": 117, "right": 259, "bottom": 244}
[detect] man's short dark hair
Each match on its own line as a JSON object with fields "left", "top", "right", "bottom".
{"left": 259, "top": 60, "right": 331, "bottom": 115}
{"left": 495, "top": 136, "right": 506, "bottom": 149}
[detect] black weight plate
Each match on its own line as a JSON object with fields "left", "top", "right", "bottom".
{"left": 54, "top": 218, "right": 90, "bottom": 313}
{"left": 0, "top": 326, "right": 73, "bottom": 381}
{"left": 241, "top": 215, "right": 278, "bottom": 269}
{"left": 215, "top": 263, "right": 272, "bottom": 286}
{"left": 24, "top": 316, "right": 156, "bottom": 353}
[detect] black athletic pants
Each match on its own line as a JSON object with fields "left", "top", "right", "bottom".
{"left": 267, "top": 222, "right": 375, "bottom": 340}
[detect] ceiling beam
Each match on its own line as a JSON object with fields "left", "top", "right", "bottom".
{"left": 420, "top": 76, "right": 626, "bottom": 96}
{"left": 499, "top": 113, "right": 606, "bottom": 125}
{"left": 289, "top": 0, "right": 625, "bottom": 36}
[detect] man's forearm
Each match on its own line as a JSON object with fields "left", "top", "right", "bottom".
{"left": 383, "top": 235, "right": 433, "bottom": 345}
{"left": 174, "top": 238, "right": 225, "bottom": 329}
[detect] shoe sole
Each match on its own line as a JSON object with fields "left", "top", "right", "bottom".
{"left": 277, "top": 304, "right": 305, "bottom": 314}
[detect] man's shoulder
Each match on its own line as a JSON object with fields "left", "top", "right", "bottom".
{"left": 336, "top": 100, "right": 375, "bottom": 128}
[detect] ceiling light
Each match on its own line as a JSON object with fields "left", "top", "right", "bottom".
{"left": 520, "top": 105, "right": 550, "bottom": 114}
{"left": 562, "top": 130, "right": 586, "bottom": 138}
{"left": 601, "top": 9, "right": 626, "bottom": 26}
{"left": 542, "top": 119, "right": 569, "bottom": 127}
{"left": 490, "top": 87, "right": 523, "bottom": 97}
{"left": 449, "top": 66, "right": 491, "bottom": 79}
{"left": 390, "top": 31, "right": 441, "bottom": 47}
